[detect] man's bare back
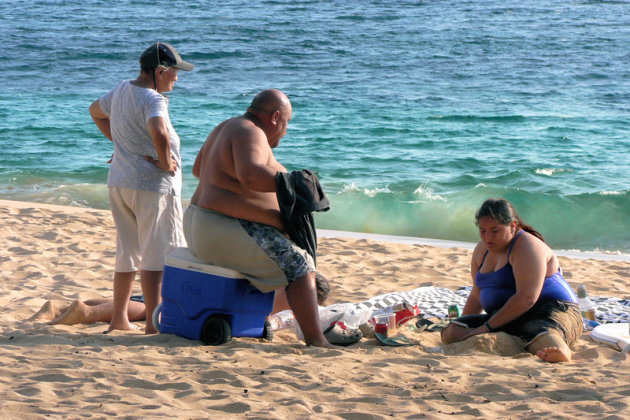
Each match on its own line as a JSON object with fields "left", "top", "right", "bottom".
{"left": 190, "top": 105, "right": 289, "bottom": 231}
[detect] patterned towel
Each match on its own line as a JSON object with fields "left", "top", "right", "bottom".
{"left": 353, "top": 286, "right": 470, "bottom": 319}
{"left": 591, "top": 296, "right": 630, "bottom": 323}
{"left": 352, "top": 286, "right": 630, "bottom": 323}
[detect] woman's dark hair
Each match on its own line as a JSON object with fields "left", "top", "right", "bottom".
{"left": 475, "top": 198, "right": 545, "bottom": 242}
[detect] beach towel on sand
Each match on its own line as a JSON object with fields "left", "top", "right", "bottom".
{"left": 348, "top": 286, "right": 630, "bottom": 323}
{"left": 352, "top": 286, "right": 470, "bottom": 319}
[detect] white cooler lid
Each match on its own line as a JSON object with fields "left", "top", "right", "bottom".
{"left": 165, "top": 247, "right": 245, "bottom": 279}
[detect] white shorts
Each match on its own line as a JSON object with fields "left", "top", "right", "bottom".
{"left": 109, "top": 187, "right": 185, "bottom": 272}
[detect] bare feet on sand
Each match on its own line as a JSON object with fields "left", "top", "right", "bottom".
{"left": 143, "top": 326, "right": 158, "bottom": 335}
{"left": 106, "top": 320, "right": 142, "bottom": 333}
{"left": 536, "top": 346, "right": 571, "bottom": 363}
{"left": 48, "top": 300, "right": 90, "bottom": 325}
{"left": 30, "top": 301, "right": 62, "bottom": 322}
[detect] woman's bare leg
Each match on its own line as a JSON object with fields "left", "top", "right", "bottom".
{"left": 83, "top": 298, "right": 113, "bottom": 306}
{"left": 528, "top": 331, "right": 572, "bottom": 363}
{"left": 80, "top": 298, "right": 145, "bottom": 321}
{"left": 48, "top": 299, "right": 146, "bottom": 325}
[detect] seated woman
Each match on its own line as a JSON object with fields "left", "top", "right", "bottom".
{"left": 441, "top": 198, "right": 583, "bottom": 363}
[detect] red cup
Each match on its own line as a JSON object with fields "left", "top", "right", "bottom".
{"left": 374, "top": 322, "right": 388, "bottom": 334}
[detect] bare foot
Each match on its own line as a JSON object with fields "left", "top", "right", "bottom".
{"left": 31, "top": 301, "right": 63, "bottom": 322}
{"left": 144, "top": 326, "right": 159, "bottom": 335}
{"left": 49, "top": 300, "right": 90, "bottom": 325}
{"left": 106, "top": 322, "right": 142, "bottom": 333}
{"left": 536, "top": 346, "right": 571, "bottom": 363}
{"left": 306, "top": 338, "right": 340, "bottom": 348}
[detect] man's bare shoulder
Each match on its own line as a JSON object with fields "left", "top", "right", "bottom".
{"left": 210, "top": 116, "right": 264, "bottom": 143}
{"left": 226, "top": 118, "right": 271, "bottom": 153}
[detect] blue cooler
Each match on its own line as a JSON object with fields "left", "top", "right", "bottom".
{"left": 157, "top": 247, "right": 275, "bottom": 345}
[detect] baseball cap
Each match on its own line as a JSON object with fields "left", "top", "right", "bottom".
{"left": 139, "top": 42, "right": 194, "bottom": 71}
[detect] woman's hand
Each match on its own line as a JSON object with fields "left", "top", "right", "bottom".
{"left": 461, "top": 323, "right": 491, "bottom": 340}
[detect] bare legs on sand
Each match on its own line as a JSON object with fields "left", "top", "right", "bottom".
{"left": 110, "top": 270, "right": 161, "bottom": 334}
{"left": 35, "top": 298, "right": 145, "bottom": 326}
{"left": 273, "top": 272, "right": 334, "bottom": 348}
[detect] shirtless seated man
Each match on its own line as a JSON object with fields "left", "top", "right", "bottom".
{"left": 183, "top": 89, "right": 333, "bottom": 348}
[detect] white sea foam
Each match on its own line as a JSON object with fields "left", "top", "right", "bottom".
{"left": 413, "top": 185, "right": 446, "bottom": 201}
{"left": 536, "top": 168, "right": 556, "bottom": 176}
{"left": 535, "top": 168, "right": 571, "bottom": 177}
{"left": 339, "top": 183, "right": 361, "bottom": 193}
{"left": 363, "top": 186, "right": 392, "bottom": 197}
{"left": 338, "top": 183, "right": 392, "bottom": 197}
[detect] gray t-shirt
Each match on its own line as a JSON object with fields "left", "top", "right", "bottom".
{"left": 99, "top": 80, "right": 182, "bottom": 196}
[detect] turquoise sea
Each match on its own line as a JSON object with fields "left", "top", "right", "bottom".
{"left": 1, "top": 0, "right": 629, "bottom": 253}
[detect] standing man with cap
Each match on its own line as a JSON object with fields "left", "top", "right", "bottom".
{"left": 89, "top": 42, "right": 193, "bottom": 334}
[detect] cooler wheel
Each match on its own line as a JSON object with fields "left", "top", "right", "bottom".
{"left": 201, "top": 316, "right": 232, "bottom": 345}
{"left": 262, "top": 320, "right": 274, "bottom": 341}
{"left": 152, "top": 302, "right": 162, "bottom": 332}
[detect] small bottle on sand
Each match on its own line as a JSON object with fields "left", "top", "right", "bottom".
{"left": 268, "top": 310, "right": 296, "bottom": 331}
{"left": 577, "top": 284, "right": 596, "bottom": 321}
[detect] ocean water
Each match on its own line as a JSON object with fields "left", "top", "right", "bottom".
{"left": 1, "top": 0, "right": 629, "bottom": 253}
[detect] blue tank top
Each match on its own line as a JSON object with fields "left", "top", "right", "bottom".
{"left": 475, "top": 231, "right": 578, "bottom": 314}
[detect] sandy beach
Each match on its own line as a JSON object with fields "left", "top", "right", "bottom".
{"left": 1, "top": 199, "right": 629, "bottom": 419}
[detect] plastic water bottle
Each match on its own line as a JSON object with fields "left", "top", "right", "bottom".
{"left": 577, "top": 284, "right": 596, "bottom": 321}
{"left": 267, "top": 310, "right": 296, "bottom": 331}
